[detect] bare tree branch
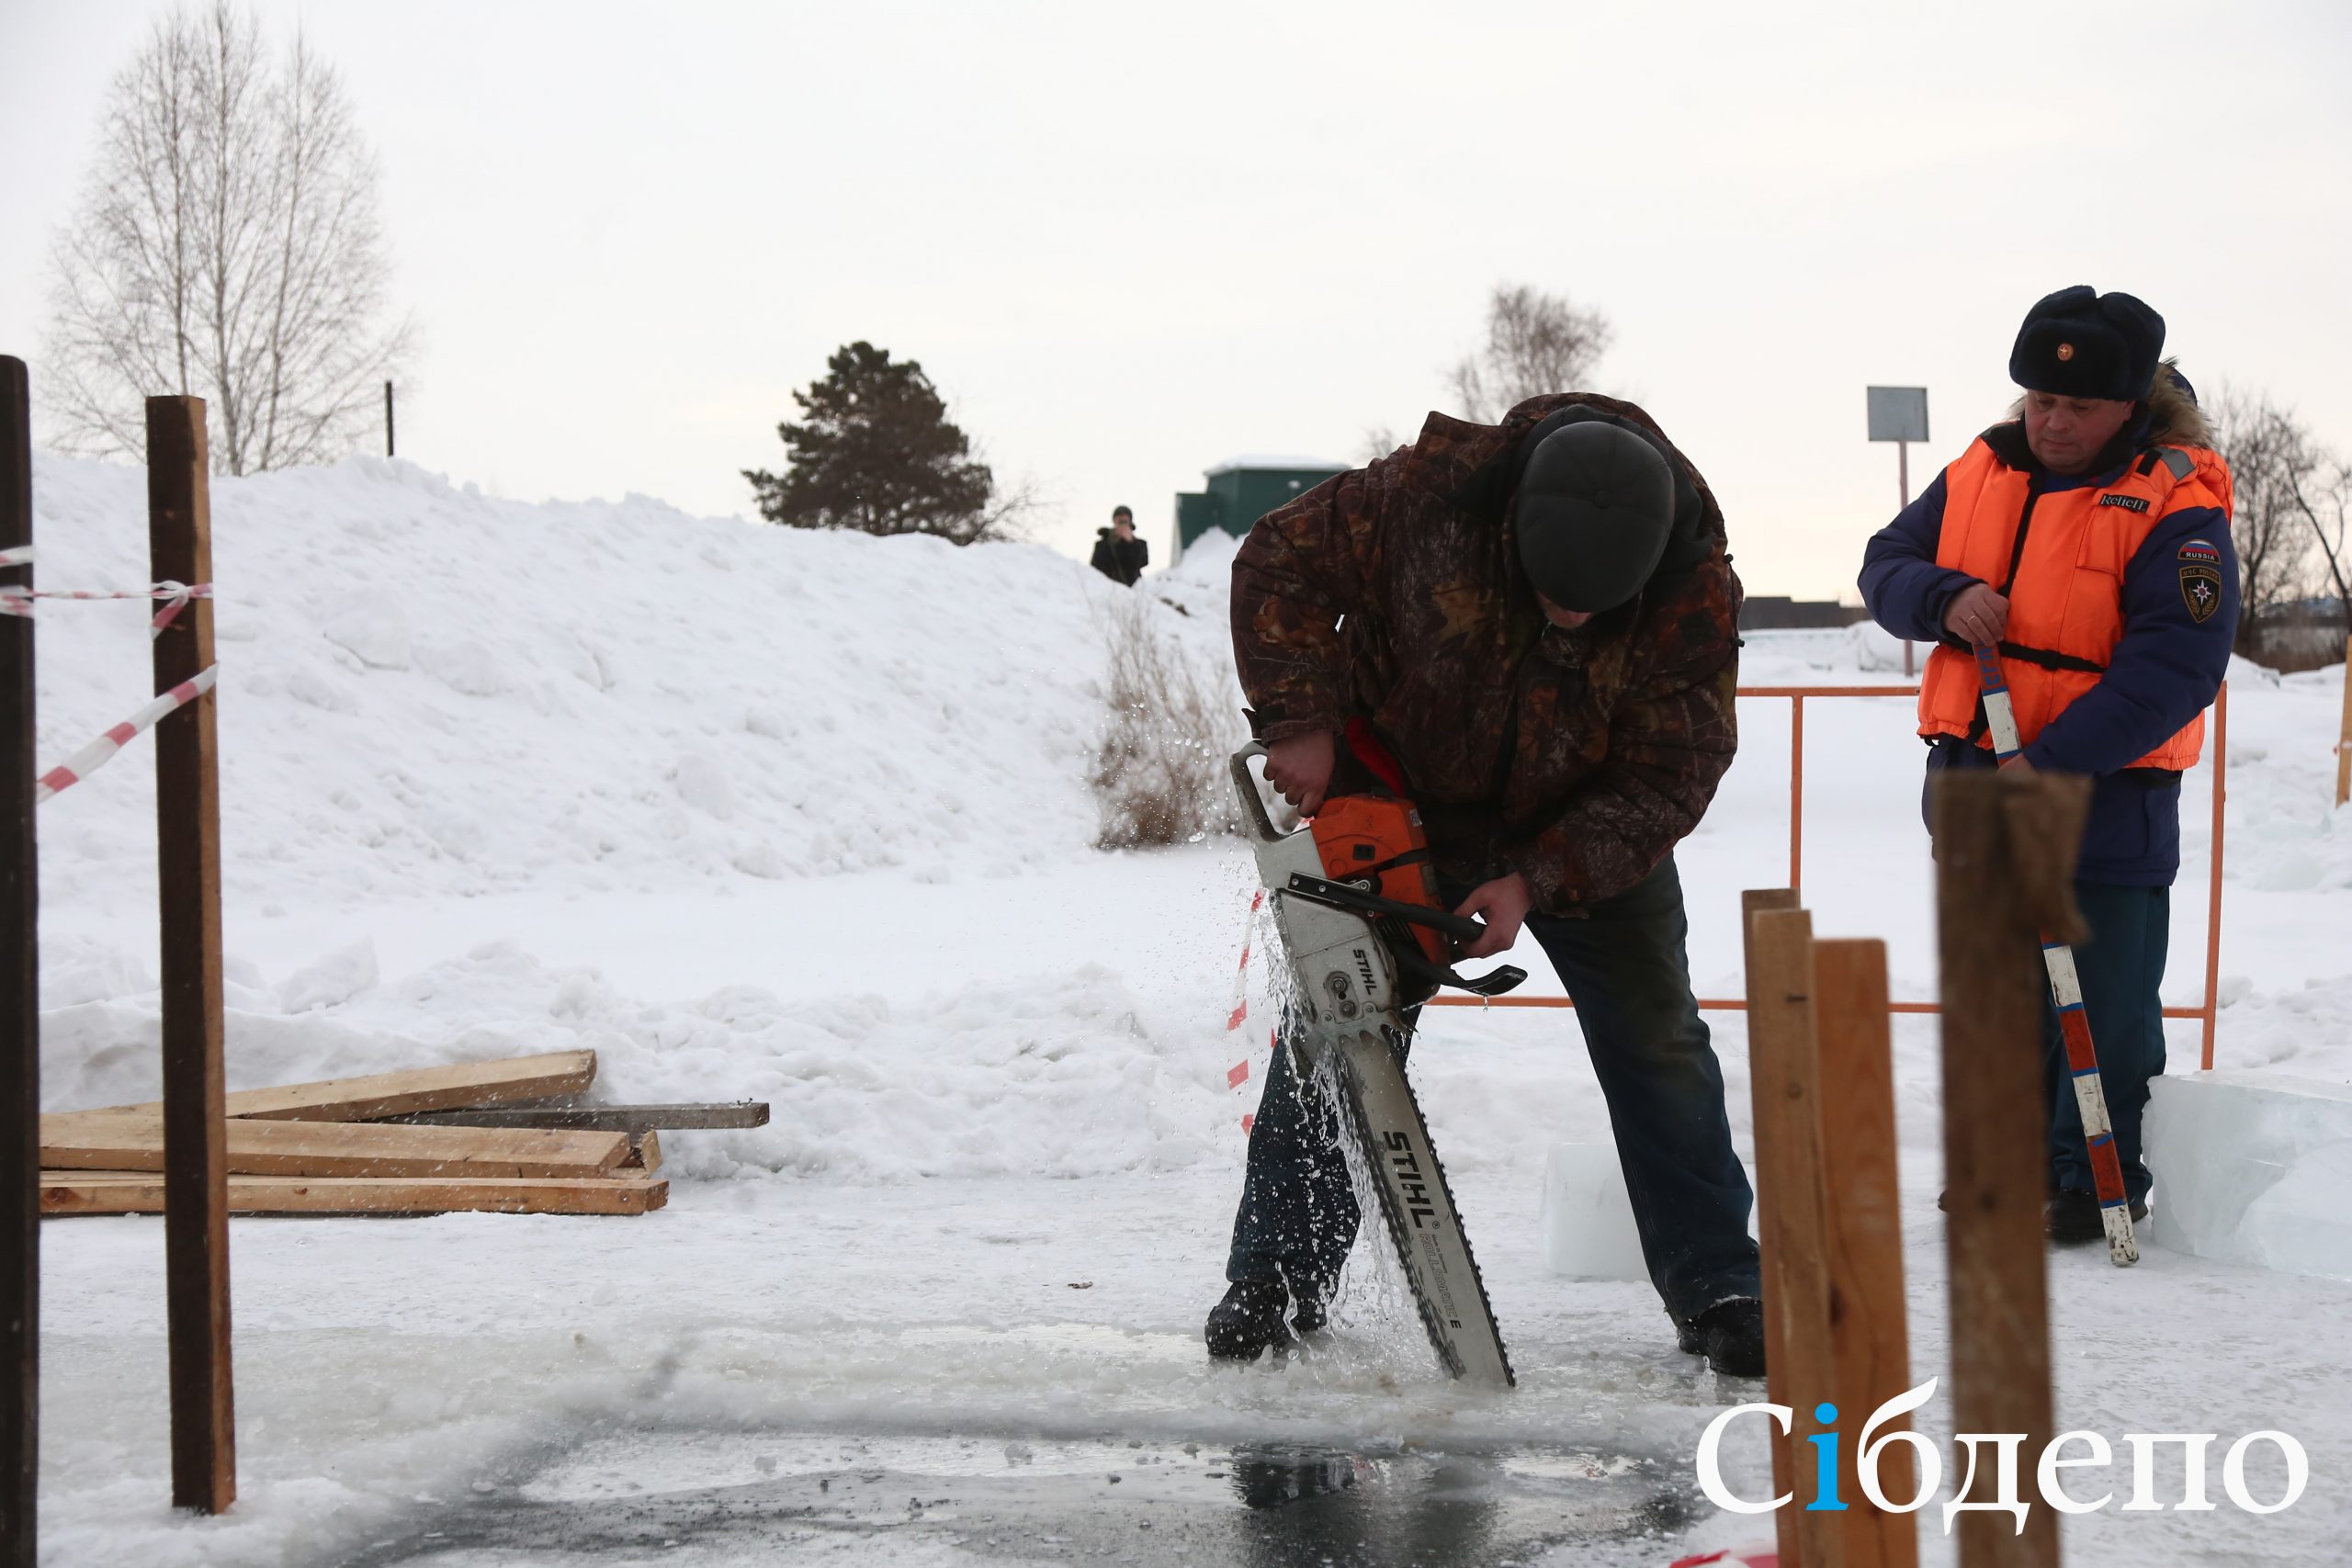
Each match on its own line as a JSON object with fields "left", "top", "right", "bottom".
{"left": 1448, "top": 283, "right": 1613, "bottom": 424}
{"left": 2213, "top": 388, "right": 2316, "bottom": 621}
{"left": 40, "top": 0, "right": 411, "bottom": 475}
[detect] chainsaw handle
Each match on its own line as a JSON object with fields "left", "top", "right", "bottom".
{"left": 1229, "top": 742, "right": 1283, "bottom": 845}
{"left": 1283, "top": 874, "right": 1487, "bottom": 942}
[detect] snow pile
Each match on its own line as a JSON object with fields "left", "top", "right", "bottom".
{"left": 31, "top": 456, "right": 1267, "bottom": 1175}
{"left": 29, "top": 454, "right": 1134, "bottom": 912}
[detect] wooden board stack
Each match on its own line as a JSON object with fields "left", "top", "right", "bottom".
{"left": 36, "top": 1051, "right": 769, "bottom": 1218}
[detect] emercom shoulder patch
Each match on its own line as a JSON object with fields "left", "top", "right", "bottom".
{"left": 2098, "top": 492, "right": 2151, "bottom": 512}
{"left": 2179, "top": 562, "right": 2222, "bottom": 623}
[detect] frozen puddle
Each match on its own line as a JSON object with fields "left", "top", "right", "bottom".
{"left": 344, "top": 1426, "right": 1702, "bottom": 1566}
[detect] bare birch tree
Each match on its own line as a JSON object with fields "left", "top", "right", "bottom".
{"left": 41, "top": 2, "right": 411, "bottom": 475}
{"left": 1449, "top": 283, "right": 1612, "bottom": 424}
{"left": 2211, "top": 384, "right": 2326, "bottom": 654}
{"left": 2294, "top": 462, "right": 2352, "bottom": 615}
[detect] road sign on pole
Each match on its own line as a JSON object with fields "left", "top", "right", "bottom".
{"left": 1868, "top": 387, "right": 1930, "bottom": 675}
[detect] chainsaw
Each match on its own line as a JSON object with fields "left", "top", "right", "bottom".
{"left": 1229, "top": 740, "right": 1524, "bottom": 1387}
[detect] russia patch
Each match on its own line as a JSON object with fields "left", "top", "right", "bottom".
{"left": 2178, "top": 539, "right": 2222, "bottom": 564}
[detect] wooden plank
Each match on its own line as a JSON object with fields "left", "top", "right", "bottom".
{"left": 40, "top": 1115, "right": 629, "bottom": 1179}
{"left": 65, "top": 1050, "right": 598, "bottom": 1125}
{"left": 620, "top": 1130, "right": 661, "bottom": 1172}
{"left": 0, "top": 354, "right": 38, "bottom": 1568}
{"left": 40, "top": 1173, "right": 666, "bottom": 1217}
{"left": 379, "top": 1100, "right": 765, "bottom": 1133}
{"left": 1814, "top": 938, "right": 1918, "bottom": 1568}
{"left": 149, "top": 393, "right": 233, "bottom": 1516}
{"left": 1933, "top": 772, "right": 2087, "bottom": 1568}
{"left": 1743, "top": 895, "right": 1840, "bottom": 1568}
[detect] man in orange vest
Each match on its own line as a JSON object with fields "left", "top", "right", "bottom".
{"left": 1859, "top": 286, "right": 2239, "bottom": 1243}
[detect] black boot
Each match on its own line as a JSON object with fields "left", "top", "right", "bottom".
{"left": 1205, "top": 1277, "right": 1294, "bottom": 1360}
{"left": 2046, "top": 1187, "right": 2149, "bottom": 1244}
{"left": 1289, "top": 1273, "right": 1332, "bottom": 1337}
{"left": 1678, "top": 1298, "right": 1768, "bottom": 1379}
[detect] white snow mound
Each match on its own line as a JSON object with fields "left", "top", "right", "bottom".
{"left": 27, "top": 455, "right": 1160, "bottom": 909}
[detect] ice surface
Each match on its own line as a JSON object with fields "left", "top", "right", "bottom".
{"left": 1541, "top": 1142, "right": 1648, "bottom": 1281}
{"left": 2147, "top": 1070, "right": 2352, "bottom": 1280}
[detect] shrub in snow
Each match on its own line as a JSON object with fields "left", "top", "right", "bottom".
{"left": 1089, "top": 592, "right": 1244, "bottom": 849}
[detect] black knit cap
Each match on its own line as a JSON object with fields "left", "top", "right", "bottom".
{"left": 2009, "top": 286, "right": 2165, "bottom": 401}
{"left": 1513, "top": 420, "right": 1676, "bottom": 614}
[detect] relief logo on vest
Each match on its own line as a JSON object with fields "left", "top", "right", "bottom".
{"left": 2098, "top": 493, "right": 2152, "bottom": 513}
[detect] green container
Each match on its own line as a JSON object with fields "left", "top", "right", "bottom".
{"left": 1173, "top": 456, "right": 1348, "bottom": 558}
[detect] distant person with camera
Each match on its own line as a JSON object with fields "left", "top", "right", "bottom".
{"left": 1091, "top": 505, "right": 1148, "bottom": 586}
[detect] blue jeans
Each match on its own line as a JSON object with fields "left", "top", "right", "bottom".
{"left": 2046, "top": 883, "right": 2169, "bottom": 1203}
{"left": 1224, "top": 854, "right": 1762, "bottom": 1327}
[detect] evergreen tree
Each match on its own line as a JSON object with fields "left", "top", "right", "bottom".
{"left": 743, "top": 342, "right": 1000, "bottom": 542}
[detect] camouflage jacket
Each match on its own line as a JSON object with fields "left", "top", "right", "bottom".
{"left": 1231, "top": 393, "right": 1743, "bottom": 915}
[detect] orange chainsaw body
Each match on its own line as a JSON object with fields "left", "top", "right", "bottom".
{"left": 1307, "top": 795, "right": 1450, "bottom": 970}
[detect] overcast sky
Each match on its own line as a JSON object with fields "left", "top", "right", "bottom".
{"left": 5, "top": 0, "right": 2347, "bottom": 597}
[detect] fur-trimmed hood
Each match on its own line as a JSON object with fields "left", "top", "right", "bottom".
{"left": 2142, "top": 359, "right": 2212, "bottom": 447}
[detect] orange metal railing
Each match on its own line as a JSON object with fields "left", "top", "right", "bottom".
{"left": 1432, "top": 682, "right": 2231, "bottom": 1071}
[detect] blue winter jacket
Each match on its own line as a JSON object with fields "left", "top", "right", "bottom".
{"left": 1857, "top": 397, "right": 2239, "bottom": 886}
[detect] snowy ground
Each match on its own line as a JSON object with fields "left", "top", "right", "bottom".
{"left": 28, "top": 457, "right": 2352, "bottom": 1564}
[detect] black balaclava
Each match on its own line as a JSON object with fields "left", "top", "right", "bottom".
{"left": 1513, "top": 418, "right": 1677, "bottom": 614}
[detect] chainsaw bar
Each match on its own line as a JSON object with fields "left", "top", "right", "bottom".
{"left": 1228, "top": 742, "right": 1517, "bottom": 1388}
{"left": 1303, "top": 1025, "right": 1516, "bottom": 1386}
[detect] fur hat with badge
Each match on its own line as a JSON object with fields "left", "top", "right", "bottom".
{"left": 2010, "top": 286, "right": 2165, "bottom": 401}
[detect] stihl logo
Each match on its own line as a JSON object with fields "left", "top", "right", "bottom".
{"left": 1385, "top": 1131, "right": 1437, "bottom": 1228}
{"left": 1351, "top": 946, "right": 1377, "bottom": 995}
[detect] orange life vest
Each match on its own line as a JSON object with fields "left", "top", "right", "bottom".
{"left": 1916, "top": 430, "right": 2233, "bottom": 771}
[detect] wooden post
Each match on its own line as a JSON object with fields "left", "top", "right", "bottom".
{"left": 1814, "top": 938, "right": 1917, "bottom": 1568}
{"left": 0, "top": 356, "right": 39, "bottom": 1568}
{"left": 2335, "top": 635, "right": 2350, "bottom": 808}
{"left": 1933, "top": 771, "right": 2088, "bottom": 1568}
{"left": 146, "top": 396, "right": 234, "bottom": 1514}
{"left": 384, "top": 379, "right": 395, "bottom": 459}
{"left": 1743, "top": 890, "right": 1839, "bottom": 1568}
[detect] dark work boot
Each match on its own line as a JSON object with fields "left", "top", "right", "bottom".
{"left": 1677, "top": 1298, "right": 1768, "bottom": 1379}
{"left": 1205, "top": 1277, "right": 1294, "bottom": 1361}
{"left": 1288, "top": 1272, "right": 1332, "bottom": 1337}
{"left": 2046, "top": 1187, "right": 2148, "bottom": 1245}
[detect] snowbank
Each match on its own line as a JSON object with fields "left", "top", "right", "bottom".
{"left": 29, "top": 455, "right": 1133, "bottom": 911}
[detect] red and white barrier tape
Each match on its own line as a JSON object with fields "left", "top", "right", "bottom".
{"left": 0, "top": 545, "right": 31, "bottom": 569}
{"left": 1226, "top": 888, "right": 1272, "bottom": 1133}
{"left": 34, "top": 666, "right": 219, "bottom": 806}
{"left": 0, "top": 580, "right": 210, "bottom": 637}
